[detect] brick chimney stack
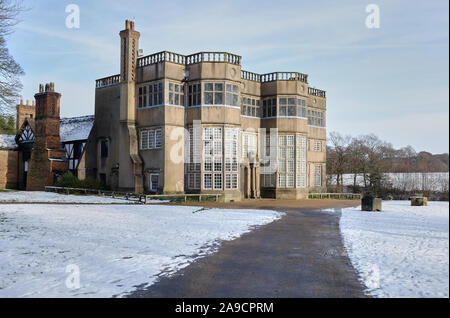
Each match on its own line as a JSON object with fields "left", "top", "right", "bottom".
{"left": 26, "top": 83, "right": 68, "bottom": 191}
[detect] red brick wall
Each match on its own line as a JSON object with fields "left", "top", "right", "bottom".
{"left": 0, "top": 149, "right": 19, "bottom": 189}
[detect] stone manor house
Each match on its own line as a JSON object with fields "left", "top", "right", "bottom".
{"left": 0, "top": 20, "right": 327, "bottom": 201}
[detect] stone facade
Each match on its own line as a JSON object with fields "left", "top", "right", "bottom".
{"left": 86, "top": 21, "right": 328, "bottom": 201}
{"left": 0, "top": 20, "right": 327, "bottom": 200}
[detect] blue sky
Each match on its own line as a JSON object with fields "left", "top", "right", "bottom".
{"left": 7, "top": 0, "right": 449, "bottom": 153}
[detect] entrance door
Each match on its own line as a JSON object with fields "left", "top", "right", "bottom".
{"left": 150, "top": 174, "right": 160, "bottom": 193}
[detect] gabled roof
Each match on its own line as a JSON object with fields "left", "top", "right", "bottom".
{"left": 13, "top": 115, "right": 94, "bottom": 146}
{"left": 60, "top": 115, "right": 94, "bottom": 143}
{"left": 0, "top": 134, "right": 17, "bottom": 150}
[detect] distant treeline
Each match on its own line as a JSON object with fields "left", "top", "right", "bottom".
{"left": 326, "top": 132, "right": 449, "bottom": 198}
{"left": 391, "top": 152, "right": 449, "bottom": 173}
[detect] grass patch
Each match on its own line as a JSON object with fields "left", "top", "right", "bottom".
{"left": 55, "top": 172, "right": 107, "bottom": 191}
{"left": 0, "top": 189, "right": 16, "bottom": 193}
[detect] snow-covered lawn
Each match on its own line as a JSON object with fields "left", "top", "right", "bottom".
{"left": 340, "top": 201, "right": 449, "bottom": 298}
{"left": 0, "top": 191, "right": 134, "bottom": 204}
{"left": 0, "top": 204, "right": 282, "bottom": 298}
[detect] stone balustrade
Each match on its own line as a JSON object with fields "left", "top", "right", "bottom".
{"left": 241, "top": 71, "right": 309, "bottom": 84}
{"left": 137, "top": 51, "right": 186, "bottom": 67}
{"left": 241, "top": 70, "right": 261, "bottom": 82}
{"left": 95, "top": 74, "right": 121, "bottom": 88}
{"left": 137, "top": 51, "right": 242, "bottom": 67}
{"left": 308, "top": 87, "right": 327, "bottom": 98}
{"left": 260, "top": 72, "right": 308, "bottom": 83}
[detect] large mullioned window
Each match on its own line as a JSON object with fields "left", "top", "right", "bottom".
{"left": 278, "top": 135, "right": 295, "bottom": 188}
{"left": 226, "top": 84, "right": 240, "bottom": 107}
{"left": 242, "top": 132, "right": 257, "bottom": 159}
{"left": 314, "top": 165, "right": 323, "bottom": 187}
{"left": 225, "top": 128, "right": 239, "bottom": 190}
{"left": 138, "top": 82, "right": 164, "bottom": 108}
{"left": 140, "top": 128, "right": 163, "bottom": 150}
{"left": 313, "top": 141, "right": 322, "bottom": 152}
{"left": 242, "top": 97, "right": 260, "bottom": 117}
{"left": 186, "top": 128, "right": 201, "bottom": 190}
{"left": 307, "top": 109, "right": 325, "bottom": 127}
{"left": 202, "top": 127, "right": 239, "bottom": 191}
{"left": 204, "top": 82, "right": 240, "bottom": 107}
{"left": 279, "top": 98, "right": 307, "bottom": 118}
{"left": 277, "top": 134, "right": 308, "bottom": 189}
{"left": 168, "top": 82, "right": 184, "bottom": 106}
{"left": 204, "top": 83, "right": 224, "bottom": 105}
{"left": 203, "top": 127, "right": 223, "bottom": 190}
{"left": 187, "top": 83, "right": 201, "bottom": 107}
{"left": 296, "top": 135, "right": 307, "bottom": 188}
{"left": 262, "top": 98, "right": 277, "bottom": 118}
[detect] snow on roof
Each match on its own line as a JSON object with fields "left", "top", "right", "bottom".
{"left": 60, "top": 115, "right": 94, "bottom": 143}
{"left": 0, "top": 134, "right": 17, "bottom": 150}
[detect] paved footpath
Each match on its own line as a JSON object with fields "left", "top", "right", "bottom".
{"left": 130, "top": 200, "right": 368, "bottom": 298}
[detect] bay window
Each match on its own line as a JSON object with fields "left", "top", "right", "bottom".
{"left": 187, "top": 83, "right": 201, "bottom": 107}
{"left": 138, "top": 81, "right": 164, "bottom": 108}
{"left": 203, "top": 127, "right": 223, "bottom": 190}
{"left": 169, "top": 82, "right": 184, "bottom": 106}
{"left": 277, "top": 134, "right": 308, "bottom": 189}
{"left": 225, "top": 128, "right": 239, "bottom": 190}
{"left": 204, "top": 82, "right": 239, "bottom": 106}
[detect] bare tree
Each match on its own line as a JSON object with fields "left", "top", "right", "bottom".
{"left": 0, "top": 0, "right": 24, "bottom": 115}
{"left": 347, "top": 137, "right": 365, "bottom": 189}
{"left": 327, "top": 132, "right": 351, "bottom": 192}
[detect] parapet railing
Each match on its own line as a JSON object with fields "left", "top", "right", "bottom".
{"left": 241, "top": 70, "right": 261, "bottom": 82}
{"left": 309, "top": 193, "right": 361, "bottom": 200}
{"left": 241, "top": 71, "right": 309, "bottom": 84}
{"left": 186, "top": 52, "right": 242, "bottom": 65}
{"left": 45, "top": 186, "right": 223, "bottom": 204}
{"left": 137, "top": 51, "right": 186, "bottom": 67}
{"left": 137, "top": 51, "right": 242, "bottom": 68}
{"left": 96, "top": 74, "right": 121, "bottom": 88}
{"left": 308, "top": 87, "right": 327, "bottom": 98}
{"left": 260, "top": 72, "right": 308, "bottom": 83}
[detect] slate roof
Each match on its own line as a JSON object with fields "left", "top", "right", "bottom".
{"left": 59, "top": 115, "right": 94, "bottom": 143}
